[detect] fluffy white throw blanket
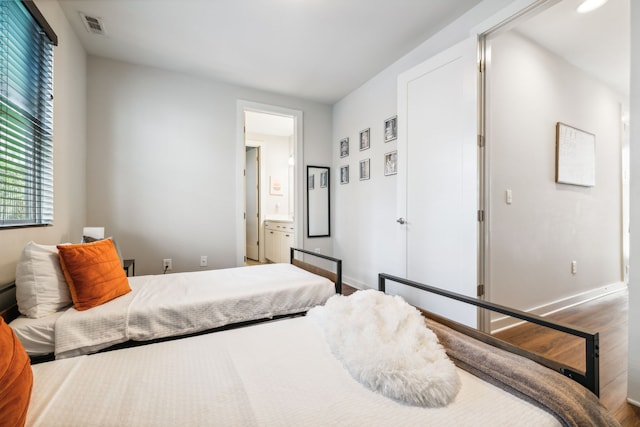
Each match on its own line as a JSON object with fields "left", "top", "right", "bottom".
{"left": 308, "top": 290, "right": 460, "bottom": 407}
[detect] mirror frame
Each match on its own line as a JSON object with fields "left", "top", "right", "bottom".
{"left": 306, "top": 165, "right": 330, "bottom": 238}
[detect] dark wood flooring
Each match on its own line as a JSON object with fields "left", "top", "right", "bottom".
{"left": 343, "top": 284, "right": 639, "bottom": 426}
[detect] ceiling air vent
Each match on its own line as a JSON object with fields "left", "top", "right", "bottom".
{"left": 80, "top": 13, "right": 106, "bottom": 35}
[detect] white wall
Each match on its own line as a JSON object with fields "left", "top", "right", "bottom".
{"left": 0, "top": 1, "right": 86, "bottom": 285}
{"left": 86, "top": 57, "right": 332, "bottom": 275}
{"left": 332, "top": 0, "right": 514, "bottom": 290}
{"left": 487, "top": 31, "right": 625, "bottom": 315}
{"left": 627, "top": 0, "right": 640, "bottom": 406}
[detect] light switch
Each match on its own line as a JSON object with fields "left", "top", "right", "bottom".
{"left": 506, "top": 189, "right": 513, "bottom": 205}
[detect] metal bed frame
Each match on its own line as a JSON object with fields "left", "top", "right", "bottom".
{"left": 378, "top": 273, "right": 599, "bottom": 396}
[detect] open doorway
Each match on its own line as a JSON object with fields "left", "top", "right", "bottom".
{"left": 242, "top": 108, "right": 300, "bottom": 264}
{"left": 481, "top": 0, "right": 629, "bottom": 329}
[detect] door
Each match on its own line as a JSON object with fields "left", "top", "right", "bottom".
{"left": 245, "top": 146, "right": 260, "bottom": 261}
{"left": 397, "top": 36, "right": 479, "bottom": 327}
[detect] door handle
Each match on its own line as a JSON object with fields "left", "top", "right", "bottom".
{"left": 396, "top": 217, "right": 406, "bottom": 225}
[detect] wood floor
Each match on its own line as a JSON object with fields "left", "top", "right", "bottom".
{"left": 343, "top": 284, "right": 639, "bottom": 426}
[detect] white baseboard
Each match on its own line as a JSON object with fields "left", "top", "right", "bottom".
{"left": 627, "top": 397, "right": 640, "bottom": 407}
{"left": 491, "top": 281, "right": 627, "bottom": 333}
{"left": 342, "top": 276, "right": 370, "bottom": 292}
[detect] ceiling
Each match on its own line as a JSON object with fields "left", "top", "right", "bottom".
{"left": 516, "top": 0, "right": 629, "bottom": 96}
{"left": 58, "top": 0, "right": 483, "bottom": 105}
{"left": 57, "top": 0, "right": 629, "bottom": 107}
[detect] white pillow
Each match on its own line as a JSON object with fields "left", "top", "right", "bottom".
{"left": 15, "top": 241, "right": 72, "bottom": 318}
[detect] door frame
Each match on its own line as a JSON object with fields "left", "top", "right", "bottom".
{"left": 235, "top": 100, "right": 303, "bottom": 266}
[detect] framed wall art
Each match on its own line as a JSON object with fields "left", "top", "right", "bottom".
{"left": 555, "top": 122, "right": 595, "bottom": 187}
{"left": 340, "top": 137, "right": 349, "bottom": 158}
{"left": 359, "top": 128, "right": 370, "bottom": 151}
{"left": 359, "top": 158, "right": 370, "bottom": 181}
{"left": 384, "top": 116, "right": 397, "bottom": 142}
{"left": 384, "top": 150, "right": 397, "bottom": 176}
{"left": 340, "top": 165, "right": 349, "bottom": 184}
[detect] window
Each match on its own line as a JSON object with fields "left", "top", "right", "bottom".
{"left": 0, "top": 0, "right": 56, "bottom": 227}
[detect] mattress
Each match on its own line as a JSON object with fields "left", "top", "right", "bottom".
{"left": 27, "top": 316, "right": 560, "bottom": 427}
{"left": 54, "top": 263, "right": 335, "bottom": 358}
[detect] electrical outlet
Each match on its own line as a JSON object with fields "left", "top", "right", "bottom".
{"left": 200, "top": 256, "right": 207, "bottom": 267}
{"left": 163, "top": 258, "right": 172, "bottom": 271}
{"left": 571, "top": 260, "right": 577, "bottom": 275}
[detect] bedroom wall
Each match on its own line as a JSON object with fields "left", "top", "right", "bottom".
{"left": 333, "top": 0, "right": 626, "bottom": 314}
{"left": 332, "top": 0, "right": 518, "bottom": 291}
{"left": 487, "top": 31, "right": 625, "bottom": 315}
{"left": 86, "top": 57, "right": 332, "bottom": 275}
{"left": 0, "top": 0, "right": 87, "bottom": 285}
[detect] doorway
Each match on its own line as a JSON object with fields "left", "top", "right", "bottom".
{"left": 236, "top": 101, "right": 303, "bottom": 265}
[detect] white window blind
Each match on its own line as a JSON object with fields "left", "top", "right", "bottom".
{"left": 0, "top": 0, "right": 56, "bottom": 227}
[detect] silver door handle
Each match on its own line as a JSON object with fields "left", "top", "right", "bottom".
{"left": 396, "top": 218, "right": 406, "bottom": 225}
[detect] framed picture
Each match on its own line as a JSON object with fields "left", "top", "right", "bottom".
{"left": 340, "top": 165, "right": 349, "bottom": 184}
{"left": 384, "top": 116, "right": 397, "bottom": 142}
{"left": 555, "top": 122, "right": 595, "bottom": 187}
{"left": 384, "top": 150, "right": 397, "bottom": 176}
{"left": 340, "top": 137, "right": 349, "bottom": 158}
{"left": 320, "top": 170, "right": 328, "bottom": 188}
{"left": 308, "top": 174, "right": 315, "bottom": 190}
{"left": 359, "top": 128, "right": 370, "bottom": 151}
{"left": 359, "top": 158, "right": 370, "bottom": 181}
{"left": 270, "top": 176, "right": 283, "bottom": 195}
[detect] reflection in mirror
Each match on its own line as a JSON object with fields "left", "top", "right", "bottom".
{"left": 307, "top": 166, "right": 330, "bottom": 237}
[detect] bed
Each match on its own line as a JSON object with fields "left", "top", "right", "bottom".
{"left": 0, "top": 273, "right": 618, "bottom": 427}
{"left": 1, "top": 241, "right": 341, "bottom": 361}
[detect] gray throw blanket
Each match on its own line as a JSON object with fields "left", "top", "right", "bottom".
{"left": 425, "top": 318, "right": 620, "bottom": 427}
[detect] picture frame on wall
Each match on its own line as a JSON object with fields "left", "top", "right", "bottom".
{"left": 340, "top": 165, "right": 349, "bottom": 184}
{"left": 384, "top": 115, "right": 397, "bottom": 142}
{"left": 320, "top": 170, "right": 328, "bottom": 188}
{"left": 340, "top": 137, "right": 349, "bottom": 158}
{"left": 359, "top": 128, "right": 370, "bottom": 151}
{"left": 360, "top": 158, "right": 370, "bottom": 181}
{"left": 384, "top": 150, "right": 397, "bottom": 176}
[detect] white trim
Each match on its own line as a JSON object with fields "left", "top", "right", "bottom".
{"left": 627, "top": 398, "right": 640, "bottom": 408}
{"left": 236, "top": 100, "right": 303, "bottom": 266}
{"left": 490, "top": 282, "right": 627, "bottom": 333}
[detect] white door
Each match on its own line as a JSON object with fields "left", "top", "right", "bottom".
{"left": 397, "top": 36, "right": 479, "bottom": 327}
{"left": 245, "top": 146, "right": 260, "bottom": 261}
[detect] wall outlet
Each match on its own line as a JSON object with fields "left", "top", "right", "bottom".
{"left": 163, "top": 258, "right": 172, "bottom": 271}
{"left": 200, "top": 255, "right": 207, "bottom": 267}
{"left": 571, "top": 260, "right": 577, "bottom": 275}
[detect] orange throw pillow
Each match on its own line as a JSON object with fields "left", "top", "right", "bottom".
{"left": 57, "top": 239, "right": 131, "bottom": 311}
{"left": 0, "top": 317, "right": 33, "bottom": 427}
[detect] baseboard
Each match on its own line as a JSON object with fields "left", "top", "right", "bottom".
{"left": 491, "top": 281, "right": 627, "bottom": 333}
{"left": 341, "top": 275, "right": 370, "bottom": 292}
{"left": 627, "top": 397, "right": 640, "bottom": 408}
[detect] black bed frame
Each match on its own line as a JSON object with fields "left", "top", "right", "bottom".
{"left": 290, "top": 247, "right": 342, "bottom": 294}
{"left": 378, "top": 273, "right": 599, "bottom": 396}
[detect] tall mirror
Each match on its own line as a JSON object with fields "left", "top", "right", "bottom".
{"left": 307, "top": 166, "right": 330, "bottom": 237}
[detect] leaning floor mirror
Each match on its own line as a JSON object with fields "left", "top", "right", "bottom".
{"left": 307, "top": 166, "right": 330, "bottom": 237}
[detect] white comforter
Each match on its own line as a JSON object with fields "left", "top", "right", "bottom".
{"left": 28, "top": 316, "right": 560, "bottom": 427}
{"left": 54, "top": 263, "right": 335, "bottom": 359}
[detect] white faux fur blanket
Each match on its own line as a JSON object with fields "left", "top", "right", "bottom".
{"left": 308, "top": 290, "right": 460, "bottom": 407}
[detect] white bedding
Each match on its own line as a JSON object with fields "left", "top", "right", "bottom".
{"left": 54, "top": 263, "right": 335, "bottom": 358}
{"left": 9, "top": 311, "right": 63, "bottom": 356}
{"left": 26, "top": 316, "right": 560, "bottom": 427}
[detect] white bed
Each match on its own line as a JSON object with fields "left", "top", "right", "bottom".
{"left": 11, "top": 262, "right": 336, "bottom": 359}
{"left": 27, "top": 316, "right": 562, "bottom": 427}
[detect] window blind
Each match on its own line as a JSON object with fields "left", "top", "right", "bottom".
{"left": 0, "top": 0, "right": 55, "bottom": 227}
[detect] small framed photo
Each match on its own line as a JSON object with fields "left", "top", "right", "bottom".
{"left": 320, "top": 170, "right": 328, "bottom": 188}
{"left": 384, "top": 116, "right": 397, "bottom": 143}
{"left": 340, "top": 165, "right": 349, "bottom": 184}
{"left": 359, "top": 128, "right": 370, "bottom": 151}
{"left": 384, "top": 150, "right": 397, "bottom": 176}
{"left": 308, "top": 174, "right": 315, "bottom": 190}
{"left": 359, "top": 158, "right": 370, "bottom": 181}
{"left": 340, "top": 137, "right": 349, "bottom": 158}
